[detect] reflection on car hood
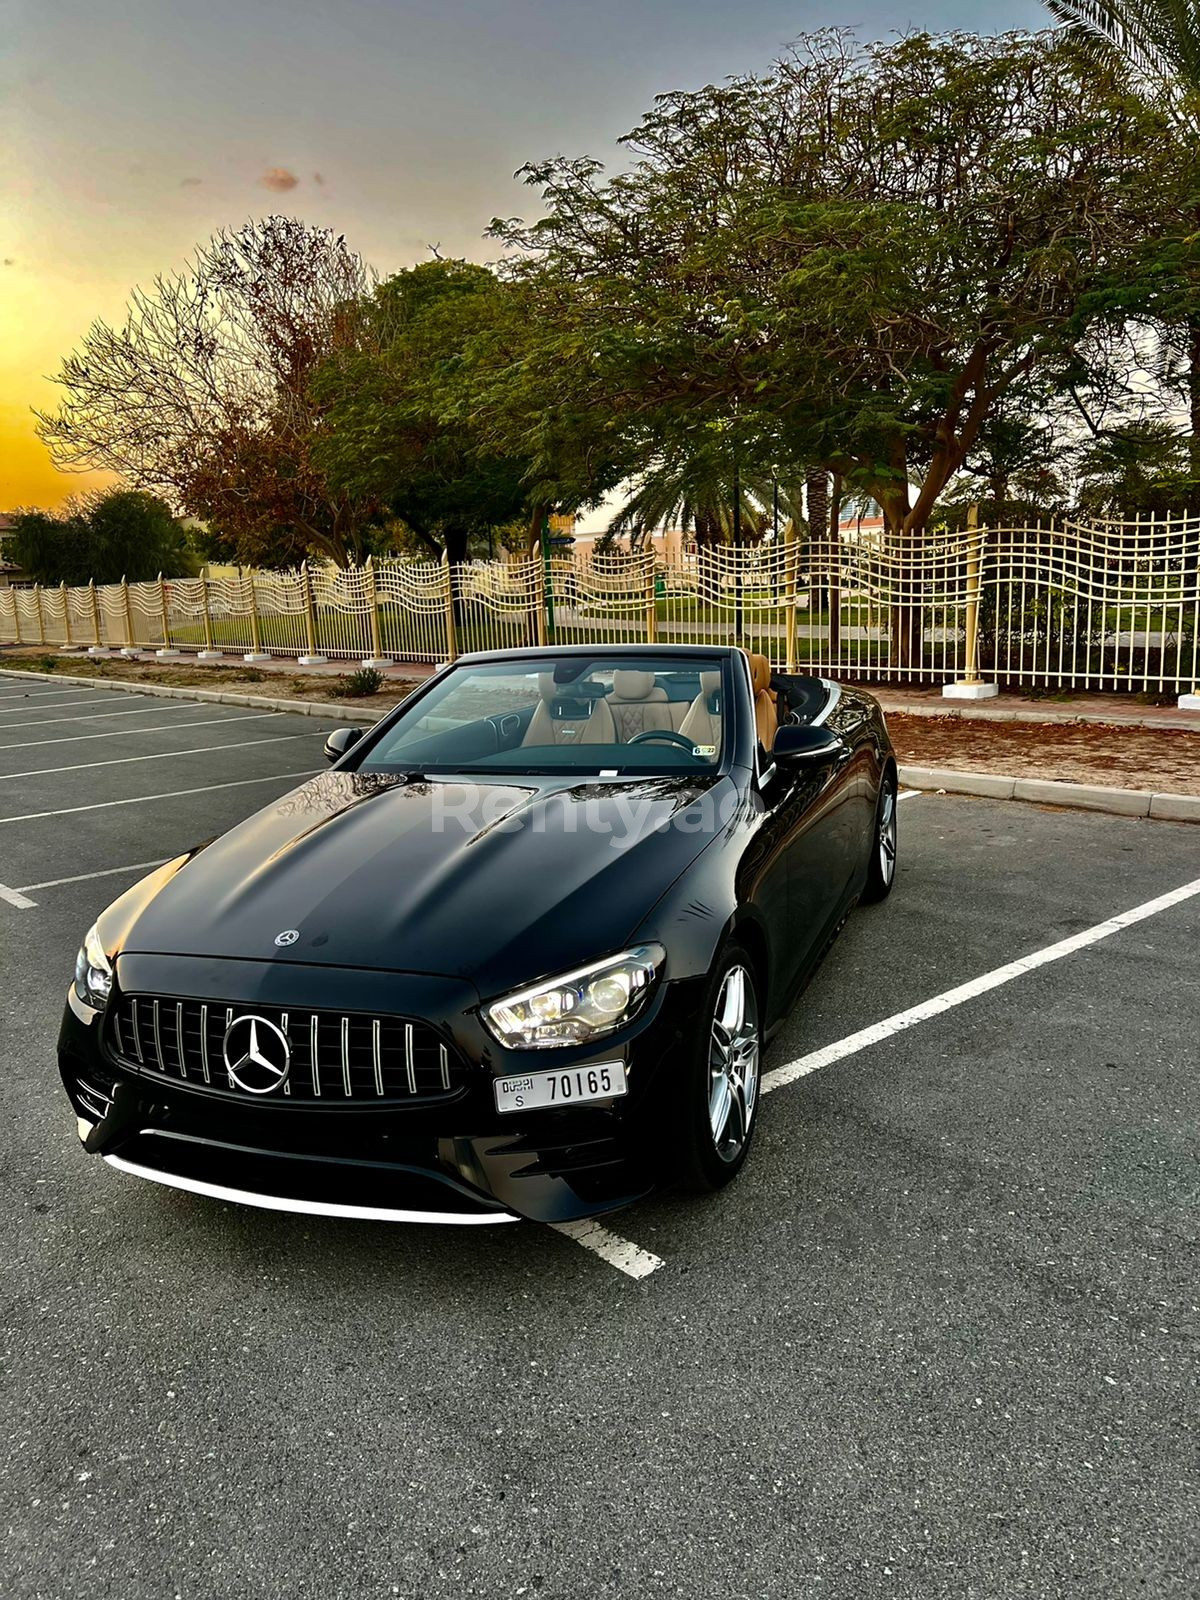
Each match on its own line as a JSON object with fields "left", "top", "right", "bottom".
{"left": 110, "top": 769, "right": 732, "bottom": 994}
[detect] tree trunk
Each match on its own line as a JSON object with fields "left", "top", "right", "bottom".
{"left": 526, "top": 503, "right": 547, "bottom": 556}
{"left": 804, "top": 471, "right": 829, "bottom": 618}
{"left": 1188, "top": 316, "right": 1200, "bottom": 484}
{"left": 827, "top": 476, "right": 842, "bottom": 659}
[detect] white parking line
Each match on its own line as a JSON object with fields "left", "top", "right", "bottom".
{"left": 0, "top": 684, "right": 119, "bottom": 700}
{"left": 0, "top": 694, "right": 139, "bottom": 715}
{"left": 549, "top": 1217, "right": 665, "bottom": 1280}
{"left": 0, "top": 732, "right": 325, "bottom": 782}
{"left": 898, "top": 788, "right": 921, "bottom": 801}
{"left": 5, "top": 858, "right": 175, "bottom": 909}
{"left": 762, "top": 871, "right": 1200, "bottom": 1094}
{"left": 15, "top": 859, "right": 174, "bottom": 901}
{"left": 579, "top": 868, "right": 1200, "bottom": 1281}
{"left": 0, "top": 769, "right": 318, "bottom": 825}
{"left": 0, "top": 702, "right": 210, "bottom": 731}
{"left": 0, "top": 711, "right": 286, "bottom": 751}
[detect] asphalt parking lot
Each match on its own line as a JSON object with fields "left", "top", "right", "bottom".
{"left": 2, "top": 673, "right": 1198, "bottom": 1599}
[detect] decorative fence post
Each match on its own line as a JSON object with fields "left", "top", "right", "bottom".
{"left": 88, "top": 579, "right": 103, "bottom": 653}
{"left": 60, "top": 581, "right": 72, "bottom": 648}
{"left": 196, "top": 567, "right": 222, "bottom": 658}
{"left": 297, "top": 561, "right": 327, "bottom": 666}
{"left": 244, "top": 569, "right": 270, "bottom": 662}
{"left": 644, "top": 556, "right": 658, "bottom": 644}
{"left": 11, "top": 585, "right": 23, "bottom": 645}
{"left": 441, "top": 552, "right": 458, "bottom": 662}
{"left": 942, "top": 504, "right": 998, "bottom": 701}
{"left": 120, "top": 576, "right": 138, "bottom": 654}
{"left": 156, "top": 574, "right": 179, "bottom": 656}
{"left": 784, "top": 520, "right": 798, "bottom": 674}
{"left": 363, "top": 555, "right": 391, "bottom": 668}
{"left": 34, "top": 583, "right": 47, "bottom": 646}
{"left": 533, "top": 555, "right": 548, "bottom": 647}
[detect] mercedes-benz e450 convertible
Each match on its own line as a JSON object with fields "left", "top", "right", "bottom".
{"left": 58, "top": 645, "right": 898, "bottom": 1225}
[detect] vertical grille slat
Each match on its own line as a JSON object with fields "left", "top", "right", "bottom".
{"left": 404, "top": 1023, "right": 417, "bottom": 1096}
{"left": 151, "top": 999, "right": 164, "bottom": 1072}
{"left": 109, "top": 995, "right": 461, "bottom": 1104}
{"left": 372, "top": 1019, "right": 384, "bottom": 1097}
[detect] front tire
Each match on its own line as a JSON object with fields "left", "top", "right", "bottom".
{"left": 861, "top": 767, "right": 898, "bottom": 903}
{"left": 675, "top": 945, "right": 762, "bottom": 1193}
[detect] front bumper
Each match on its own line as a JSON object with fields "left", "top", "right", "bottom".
{"left": 58, "top": 953, "right": 702, "bottom": 1225}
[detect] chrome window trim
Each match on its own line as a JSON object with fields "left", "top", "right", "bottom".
{"left": 810, "top": 679, "right": 841, "bottom": 727}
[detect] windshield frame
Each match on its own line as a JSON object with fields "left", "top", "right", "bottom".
{"left": 340, "top": 649, "right": 740, "bottom": 781}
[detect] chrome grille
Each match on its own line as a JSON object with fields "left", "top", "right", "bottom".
{"left": 108, "top": 995, "right": 460, "bottom": 1103}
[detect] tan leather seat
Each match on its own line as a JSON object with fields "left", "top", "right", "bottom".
{"left": 679, "top": 671, "right": 722, "bottom": 749}
{"left": 744, "top": 651, "right": 778, "bottom": 750}
{"left": 522, "top": 674, "right": 616, "bottom": 746}
{"left": 605, "top": 669, "right": 675, "bottom": 743}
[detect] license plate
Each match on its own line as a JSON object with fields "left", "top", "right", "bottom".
{"left": 494, "top": 1062, "right": 627, "bottom": 1114}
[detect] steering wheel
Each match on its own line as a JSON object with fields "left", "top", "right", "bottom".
{"left": 626, "top": 729, "right": 700, "bottom": 753}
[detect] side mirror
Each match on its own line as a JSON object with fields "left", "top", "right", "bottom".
{"left": 771, "top": 724, "right": 843, "bottom": 764}
{"left": 324, "top": 726, "right": 364, "bottom": 764}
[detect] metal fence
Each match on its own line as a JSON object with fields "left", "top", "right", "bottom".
{"left": 1, "top": 515, "right": 1198, "bottom": 693}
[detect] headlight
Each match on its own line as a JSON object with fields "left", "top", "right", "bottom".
{"left": 73, "top": 924, "right": 113, "bottom": 1010}
{"left": 484, "top": 944, "right": 665, "bottom": 1050}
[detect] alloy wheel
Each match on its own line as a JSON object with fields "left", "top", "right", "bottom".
{"left": 878, "top": 782, "right": 897, "bottom": 887}
{"left": 708, "top": 964, "right": 760, "bottom": 1163}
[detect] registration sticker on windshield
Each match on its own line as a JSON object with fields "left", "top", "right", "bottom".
{"left": 495, "top": 1062, "right": 628, "bottom": 1113}
{"left": 693, "top": 745, "right": 716, "bottom": 757}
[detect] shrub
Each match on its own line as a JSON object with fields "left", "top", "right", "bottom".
{"left": 331, "top": 666, "right": 384, "bottom": 698}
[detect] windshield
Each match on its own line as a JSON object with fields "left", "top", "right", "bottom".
{"left": 358, "top": 655, "right": 729, "bottom": 775}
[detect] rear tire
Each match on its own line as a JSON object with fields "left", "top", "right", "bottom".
{"left": 675, "top": 944, "right": 762, "bottom": 1193}
{"left": 861, "top": 767, "right": 898, "bottom": 903}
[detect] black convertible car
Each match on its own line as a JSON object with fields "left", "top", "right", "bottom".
{"left": 58, "top": 645, "right": 897, "bottom": 1224}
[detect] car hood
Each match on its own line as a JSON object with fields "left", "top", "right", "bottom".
{"left": 104, "top": 769, "right": 733, "bottom": 996}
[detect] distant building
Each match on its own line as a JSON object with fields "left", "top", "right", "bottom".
{"left": 0, "top": 513, "right": 23, "bottom": 587}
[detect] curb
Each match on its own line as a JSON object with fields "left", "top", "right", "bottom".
{"left": 880, "top": 697, "right": 1200, "bottom": 732}
{"left": 3, "top": 666, "right": 1197, "bottom": 823}
{"left": 898, "top": 765, "right": 1200, "bottom": 824}
{"left": 0, "top": 666, "right": 390, "bottom": 723}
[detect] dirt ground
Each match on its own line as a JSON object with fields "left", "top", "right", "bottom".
{"left": 0, "top": 651, "right": 419, "bottom": 716}
{"left": 888, "top": 711, "right": 1200, "bottom": 796}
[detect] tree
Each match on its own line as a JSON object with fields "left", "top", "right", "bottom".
{"left": 36, "top": 217, "right": 376, "bottom": 568}
{"left": 1046, "top": 0, "right": 1200, "bottom": 468}
{"left": 8, "top": 490, "right": 197, "bottom": 586}
{"left": 1074, "top": 420, "right": 1199, "bottom": 515}
{"left": 493, "top": 30, "right": 1194, "bottom": 656}
{"left": 314, "top": 262, "right": 534, "bottom": 565}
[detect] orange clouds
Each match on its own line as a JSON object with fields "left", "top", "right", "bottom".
{"left": 259, "top": 168, "right": 300, "bottom": 192}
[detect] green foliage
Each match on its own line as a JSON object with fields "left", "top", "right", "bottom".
{"left": 314, "top": 260, "right": 618, "bottom": 560}
{"left": 1074, "top": 420, "right": 1200, "bottom": 515}
{"left": 493, "top": 29, "right": 1196, "bottom": 538}
{"left": 330, "top": 666, "right": 384, "bottom": 698}
{"left": 8, "top": 490, "right": 198, "bottom": 585}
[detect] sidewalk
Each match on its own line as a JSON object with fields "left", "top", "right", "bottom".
{"left": 3, "top": 644, "right": 1199, "bottom": 803}
{"left": 872, "top": 684, "right": 1200, "bottom": 733}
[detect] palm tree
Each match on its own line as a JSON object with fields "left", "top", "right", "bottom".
{"left": 606, "top": 455, "right": 806, "bottom": 551}
{"left": 1046, "top": 0, "right": 1200, "bottom": 112}
{"left": 1047, "top": 0, "right": 1200, "bottom": 464}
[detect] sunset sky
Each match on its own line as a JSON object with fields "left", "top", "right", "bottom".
{"left": 3, "top": 0, "right": 1042, "bottom": 511}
